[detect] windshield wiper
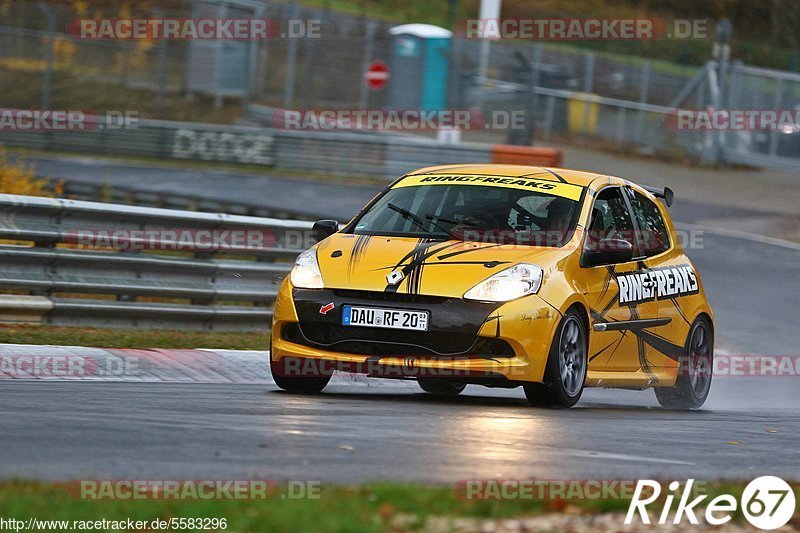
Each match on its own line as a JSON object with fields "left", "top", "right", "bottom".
{"left": 387, "top": 203, "right": 458, "bottom": 240}
{"left": 427, "top": 213, "right": 521, "bottom": 245}
{"left": 425, "top": 214, "right": 481, "bottom": 227}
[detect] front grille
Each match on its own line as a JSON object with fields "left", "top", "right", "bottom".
{"left": 288, "top": 288, "right": 510, "bottom": 358}
{"left": 282, "top": 322, "right": 515, "bottom": 358}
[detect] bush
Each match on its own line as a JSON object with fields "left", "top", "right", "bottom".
{"left": 0, "top": 145, "right": 62, "bottom": 196}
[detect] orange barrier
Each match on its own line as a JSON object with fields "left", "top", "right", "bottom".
{"left": 490, "top": 145, "right": 563, "bottom": 167}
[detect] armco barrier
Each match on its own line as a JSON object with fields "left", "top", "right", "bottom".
{"left": 0, "top": 194, "right": 313, "bottom": 331}
{"left": 0, "top": 119, "right": 275, "bottom": 166}
{"left": 61, "top": 181, "right": 309, "bottom": 221}
{"left": 0, "top": 117, "right": 565, "bottom": 179}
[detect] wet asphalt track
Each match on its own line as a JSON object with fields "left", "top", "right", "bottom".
{"left": 1, "top": 157, "right": 798, "bottom": 483}
{"left": 1, "top": 375, "right": 798, "bottom": 483}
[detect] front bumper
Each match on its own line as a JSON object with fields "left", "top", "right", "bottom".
{"left": 271, "top": 282, "right": 560, "bottom": 383}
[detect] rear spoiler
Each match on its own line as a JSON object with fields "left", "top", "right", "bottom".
{"left": 642, "top": 185, "right": 674, "bottom": 207}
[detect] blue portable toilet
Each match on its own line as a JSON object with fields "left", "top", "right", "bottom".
{"left": 388, "top": 24, "right": 452, "bottom": 111}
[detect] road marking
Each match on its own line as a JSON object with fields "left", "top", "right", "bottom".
{"left": 564, "top": 449, "right": 694, "bottom": 465}
{"left": 675, "top": 222, "right": 800, "bottom": 252}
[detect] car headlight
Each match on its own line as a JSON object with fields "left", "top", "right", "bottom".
{"left": 463, "top": 263, "right": 543, "bottom": 302}
{"left": 290, "top": 249, "right": 324, "bottom": 289}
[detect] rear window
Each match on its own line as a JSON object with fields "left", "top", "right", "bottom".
{"left": 628, "top": 190, "right": 670, "bottom": 256}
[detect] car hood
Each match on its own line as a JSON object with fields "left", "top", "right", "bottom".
{"left": 314, "top": 233, "right": 567, "bottom": 298}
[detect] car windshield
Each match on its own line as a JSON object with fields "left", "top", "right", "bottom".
{"left": 350, "top": 184, "right": 580, "bottom": 247}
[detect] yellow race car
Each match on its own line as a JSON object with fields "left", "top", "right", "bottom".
{"left": 270, "top": 165, "right": 714, "bottom": 408}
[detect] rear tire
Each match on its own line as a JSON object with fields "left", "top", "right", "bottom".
{"left": 270, "top": 360, "right": 331, "bottom": 393}
{"left": 655, "top": 317, "right": 713, "bottom": 410}
{"left": 524, "top": 309, "right": 587, "bottom": 408}
{"left": 418, "top": 378, "right": 466, "bottom": 396}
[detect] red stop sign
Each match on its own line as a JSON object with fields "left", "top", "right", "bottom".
{"left": 365, "top": 60, "right": 390, "bottom": 90}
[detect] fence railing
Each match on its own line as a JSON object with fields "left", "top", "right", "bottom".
{"left": 4, "top": 1, "right": 800, "bottom": 172}
{"left": 0, "top": 194, "right": 314, "bottom": 330}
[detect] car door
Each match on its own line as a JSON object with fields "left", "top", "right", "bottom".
{"left": 582, "top": 186, "right": 661, "bottom": 373}
{"left": 625, "top": 188, "right": 689, "bottom": 375}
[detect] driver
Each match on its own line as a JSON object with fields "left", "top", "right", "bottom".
{"left": 542, "top": 198, "right": 574, "bottom": 246}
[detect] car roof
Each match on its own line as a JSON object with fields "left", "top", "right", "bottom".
{"left": 404, "top": 164, "right": 623, "bottom": 189}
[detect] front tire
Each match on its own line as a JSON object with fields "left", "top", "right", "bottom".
{"left": 524, "top": 309, "right": 587, "bottom": 408}
{"left": 655, "top": 317, "right": 713, "bottom": 409}
{"left": 418, "top": 378, "right": 466, "bottom": 396}
{"left": 270, "top": 360, "right": 331, "bottom": 393}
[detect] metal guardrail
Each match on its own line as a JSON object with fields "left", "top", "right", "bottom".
{"left": 61, "top": 181, "right": 312, "bottom": 221}
{"left": 0, "top": 194, "right": 314, "bottom": 331}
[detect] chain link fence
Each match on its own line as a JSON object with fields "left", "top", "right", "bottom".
{"left": 1, "top": 1, "right": 800, "bottom": 170}
{"left": 720, "top": 64, "right": 800, "bottom": 170}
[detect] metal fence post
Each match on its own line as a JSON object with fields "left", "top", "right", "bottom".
{"left": 542, "top": 95, "right": 555, "bottom": 140}
{"left": 615, "top": 107, "right": 626, "bottom": 146}
{"left": 582, "top": 52, "right": 595, "bottom": 134}
{"left": 769, "top": 77, "right": 785, "bottom": 157}
{"left": 283, "top": 0, "right": 300, "bottom": 110}
{"left": 157, "top": 40, "right": 168, "bottom": 117}
{"left": 119, "top": 43, "right": 131, "bottom": 86}
{"left": 449, "top": 37, "right": 465, "bottom": 109}
{"left": 254, "top": 4, "right": 271, "bottom": 99}
{"left": 531, "top": 44, "right": 542, "bottom": 126}
{"left": 358, "top": 20, "right": 376, "bottom": 109}
{"left": 702, "top": 63, "right": 721, "bottom": 165}
{"left": 301, "top": 3, "right": 327, "bottom": 108}
{"left": 214, "top": 2, "right": 229, "bottom": 108}
{"left": 246, "top": 4, "right": 265, "bottom": 105}
{"left": 37, "top": 1, "right": 55, "bottom": 111}
{"left": 154, "top": 8, "right": 167, "bottom": 118}
{"left": 634, "top": 61, "right": 650, "bottom": 143}
{"left": 714, "top": 55, "right": 730, "bottom": 164}
{"left": 509, "top": 49, "right": 534, "bottom": 145}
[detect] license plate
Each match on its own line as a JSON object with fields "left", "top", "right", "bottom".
{"left": 342, "top": 305, "right": 429, "bottom": 331}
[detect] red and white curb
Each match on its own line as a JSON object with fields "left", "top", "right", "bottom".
{"left": 0, "top": 344, "right": 415, "bottom": 387}
{"left": 0, "top": 344, "right": 740, "bottom": 385}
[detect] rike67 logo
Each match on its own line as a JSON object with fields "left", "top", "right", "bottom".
{"left": 626, "top": 477, "right": 796, "bottom": 530}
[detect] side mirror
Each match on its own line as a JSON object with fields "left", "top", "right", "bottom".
{"left": 582, "top": 238, "right": 634, "bottom": 267}
{"left": 312, "top": 220, "right": 338, "bottom": 242}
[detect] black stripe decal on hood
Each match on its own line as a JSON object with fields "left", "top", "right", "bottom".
{"left": 384, "top": 239, "right": 458, "bottom": 293}
{"left": 348, "top": 235, "right": 371, "bottom": 279}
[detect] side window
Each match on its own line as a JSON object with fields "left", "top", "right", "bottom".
{"left": 587, "top": 187, "right": 634, "bottom": 245}
{"left": 628, "top": 190, "right": 670, "bottom": 256}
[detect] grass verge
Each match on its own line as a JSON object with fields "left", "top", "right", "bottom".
{"left": 0, "top": 481, "right": 790, "bottom": 532}
{"left": 0, "top": 324, "right": 268, "bottom": 351}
